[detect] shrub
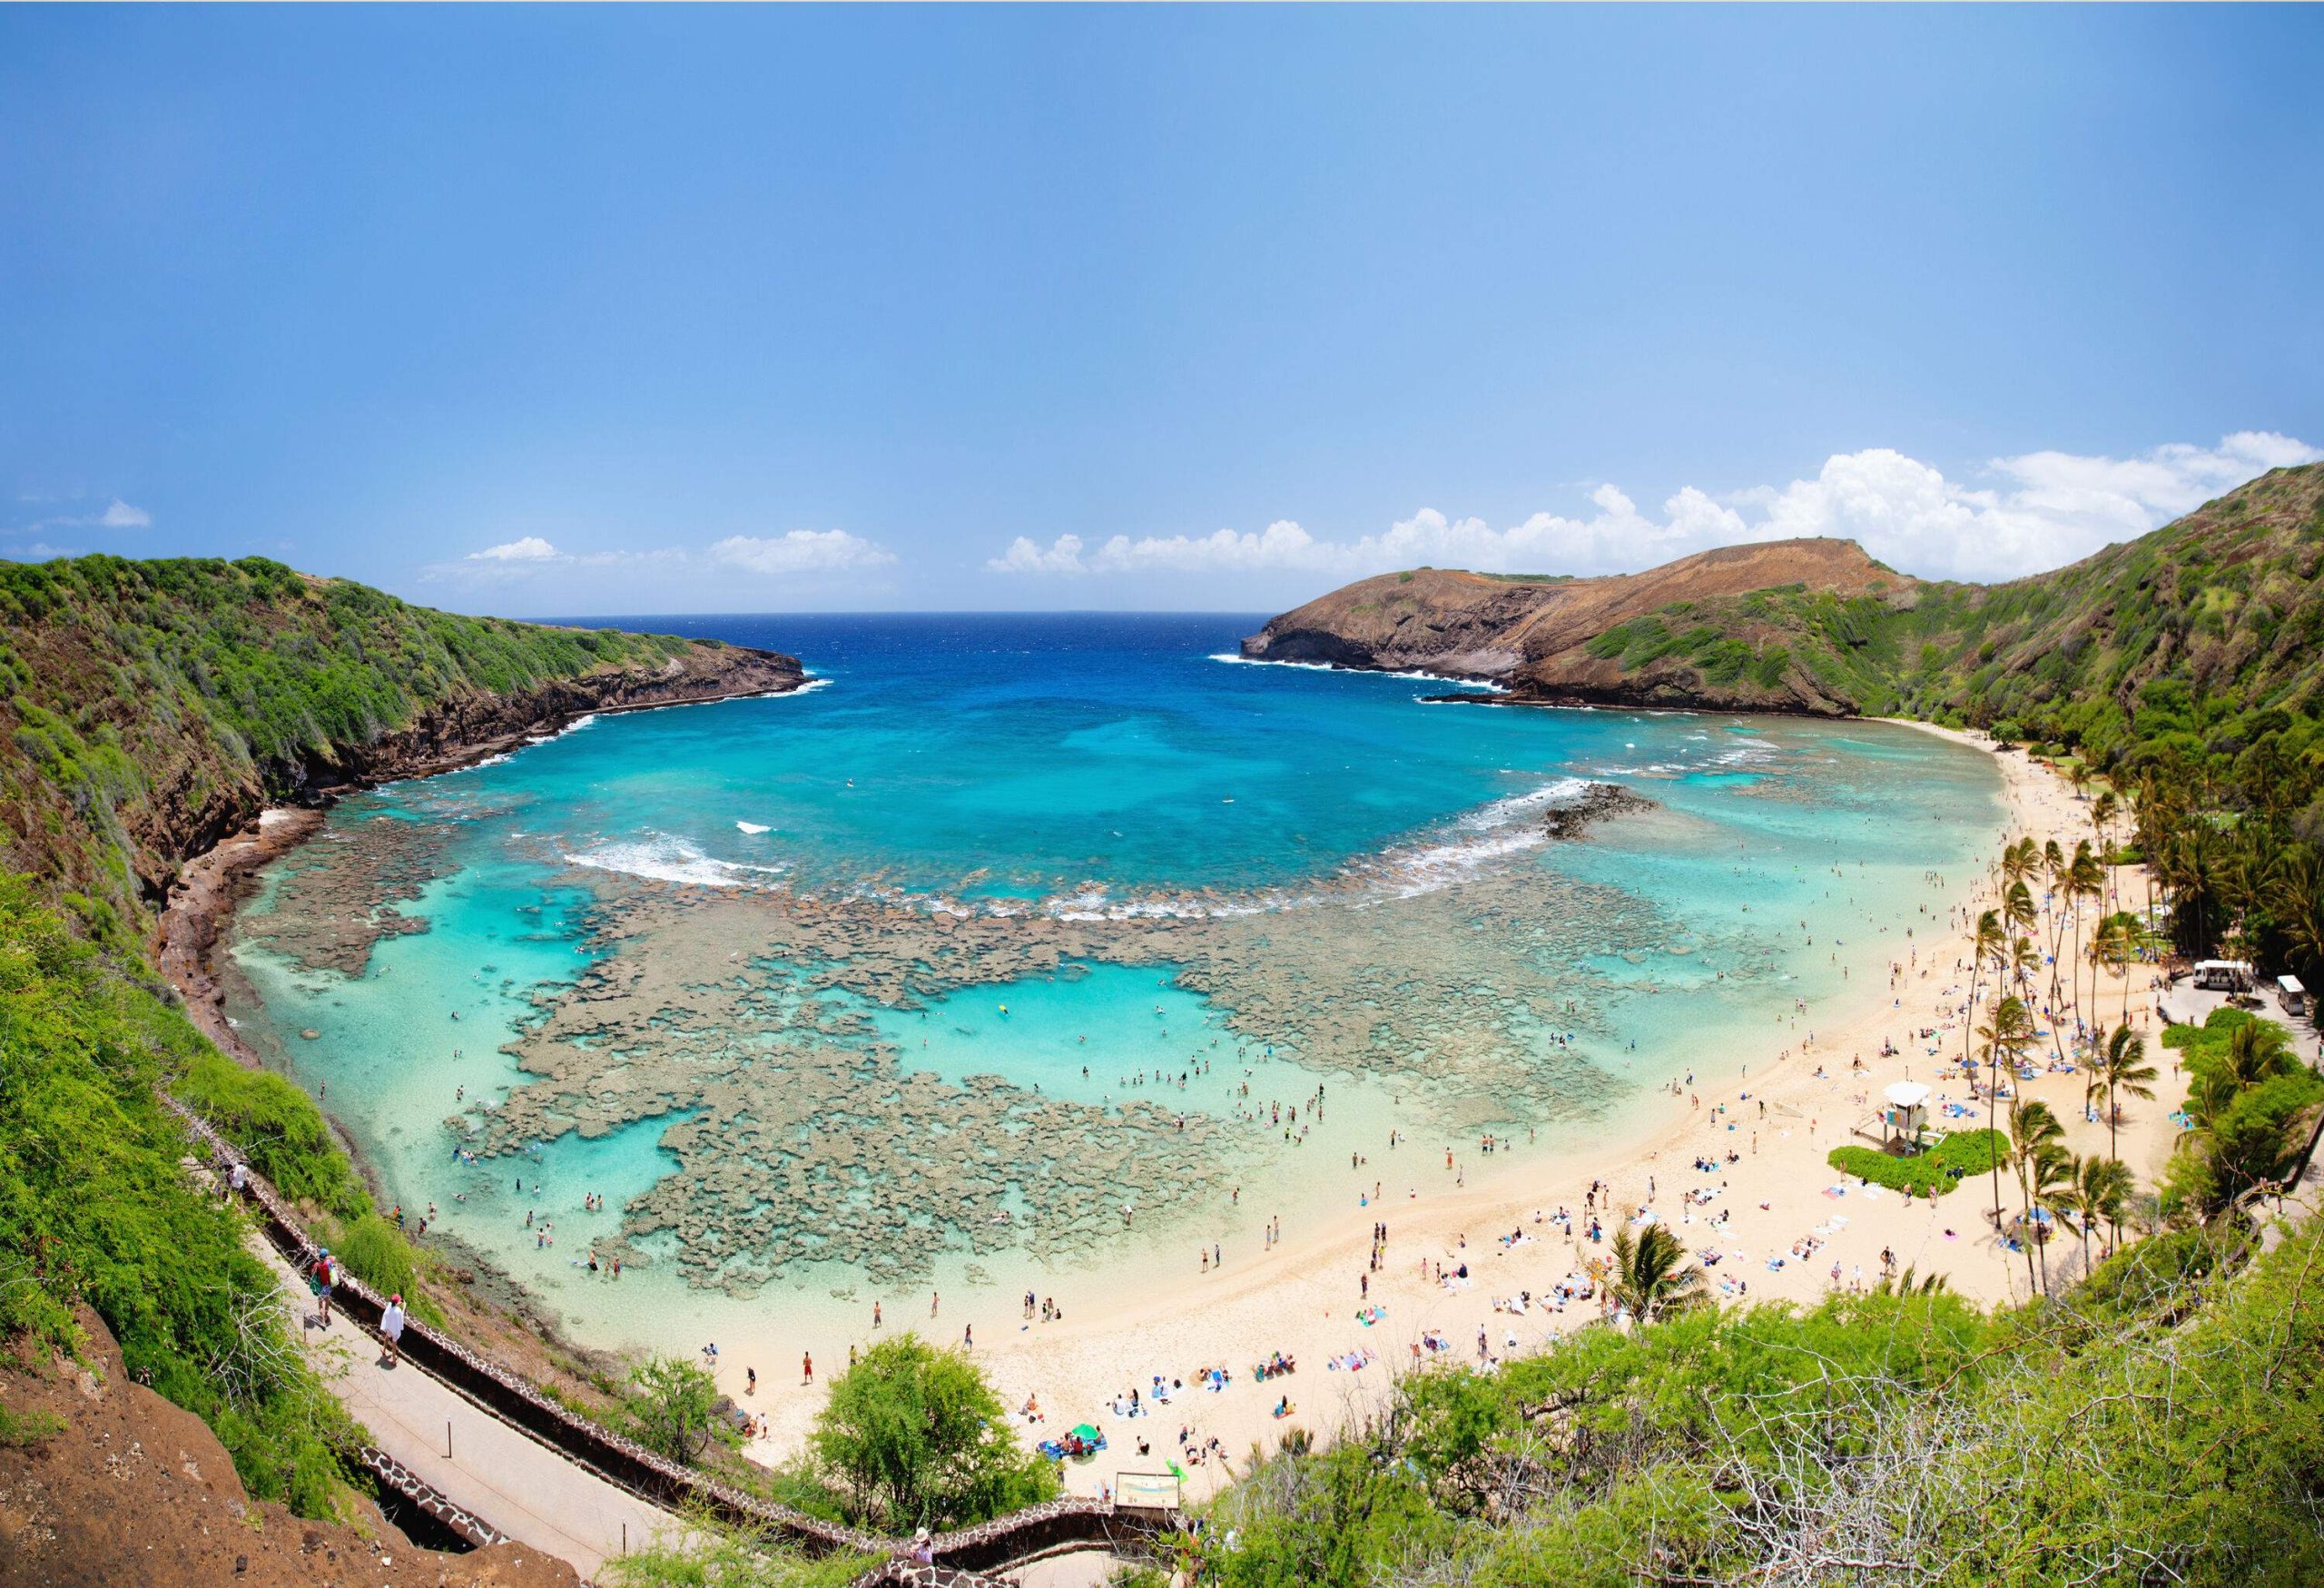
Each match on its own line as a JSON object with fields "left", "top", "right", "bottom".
{"left": 807, "top": 1333, "right": 1059, "bottom": 1533}
{"left": 1827, "top": 1129, "right": 2004, "bottom": 1196}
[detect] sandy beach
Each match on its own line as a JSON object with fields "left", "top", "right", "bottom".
{"left": 723, "top": 720, "right": 2177, "bottom": 1500}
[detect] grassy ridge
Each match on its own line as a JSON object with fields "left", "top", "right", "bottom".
{"left": 0, "top": 554, "right": 714, "bottom": 944}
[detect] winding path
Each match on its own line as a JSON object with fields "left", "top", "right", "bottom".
{"left": 253, "top": 1239, "right": 688, "bottom": 1579}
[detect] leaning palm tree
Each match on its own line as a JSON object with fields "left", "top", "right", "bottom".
{"left": 1979, "top": 994, "right": 2038, "bottom": 1220}
{"left": 1607, "top": 1220, "right": 1706, "bottom": 1325}
{"left": 2007, "top": 1098, "right": 2067, "bottom": 1295}
{"left": 2089, "top": 1024, "right": 2157, "bottom": 1161}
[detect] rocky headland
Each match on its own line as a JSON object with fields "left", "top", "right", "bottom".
{"left": 1240, "top": 538, "right": 1912, "bottom": 712}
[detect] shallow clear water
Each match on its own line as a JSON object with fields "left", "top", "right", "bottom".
{"left": 222, "top": 613, "right": 2001, "bottom": 1358}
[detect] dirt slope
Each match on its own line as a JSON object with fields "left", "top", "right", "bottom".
{"left": 0, "top": 1307, "right": 579, "bottom": 1588}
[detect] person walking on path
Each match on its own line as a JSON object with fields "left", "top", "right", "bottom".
{"left": 802, "top": 1352, "right": 813, "bottom": 1386}
{"left": 379, "top": 1293, "right": 407, "bottom": 1366}
{"left": 312, "top": 1248, "right": 336, "bottom": 1327}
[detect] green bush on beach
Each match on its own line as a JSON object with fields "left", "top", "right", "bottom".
{"left": 805, "top": 1334, "right": 1060, "bottom": 1534}
{"left": 1827, "top": 1129, "right": 2004, "bottom": 1196}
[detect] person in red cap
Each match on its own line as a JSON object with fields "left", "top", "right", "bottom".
{"left": 380, "top": 1293, "right": 408, "bottom": 1366}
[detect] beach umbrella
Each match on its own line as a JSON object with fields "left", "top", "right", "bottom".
{"left": 1071, "top": 1423, "right": 1100, "bottom": 1444}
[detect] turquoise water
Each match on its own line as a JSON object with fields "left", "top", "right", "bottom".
{"left": 222, "top": 613, "right": 2002, "bottom": 1356}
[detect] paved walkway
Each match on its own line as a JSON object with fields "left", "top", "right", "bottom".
{"left": 256, "top": 1240, "right": 686, "bottom": 1580}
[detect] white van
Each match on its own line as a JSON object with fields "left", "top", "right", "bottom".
{"left": 2280, "top": 974, "right": 2309, "bottom": 1019}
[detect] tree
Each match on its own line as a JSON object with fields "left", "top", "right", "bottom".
{"left": 809, "top": 1333, "right": 1059, "bottom": 1534}
{"left": 624, "top": 1356, "right": 727, "bottom": 1465}
{"left": 2089, "top": 912, "right": 2140, "bottom": 1029}
{"left": 2007, "top": 1099, "right": 2067, "bottom": 1295}
{"left": 1608, "top": 1220, "right": 1707, "bottom": 1325}
{"left": 1979, "top": 995, "right": 2037, "bottom": 1220}
{"left": 2090, "top": 1025, "right": 2158, "bottom": 1162}
{"left": 1965, "top": 909, "right": 2004, "bottom": 1077}
{"left": 2066, "top": 842, "right": 2104, "bottom": 1038}
{"left": 2221, "top": 1019, "right": 2297, "bottom": 1089}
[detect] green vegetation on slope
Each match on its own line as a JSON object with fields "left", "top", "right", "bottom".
{"left": 1580, "top": 466, "right": 2324, "bottom": 827}
{"left": 0, "top": 553, "right": 712, "bottom": 945}
{"left": 1198, "top": 1208, "right": 2324, "bottom": 1586}
{"left": 0, "top": 874, "right": 361, "bottom": 1516}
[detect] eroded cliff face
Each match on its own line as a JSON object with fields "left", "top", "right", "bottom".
{"left": 1243, "top": 538, "right": 1915, "bottom": 714}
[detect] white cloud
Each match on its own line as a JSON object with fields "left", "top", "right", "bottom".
{"left": 468, "top": 536, "right": 560, "bottom": 562}
{"left": 97, "top": 498, "right": 151, "bottom": 528}
{"left": 709, "top": 529, "right": 895, "bottom": 576}
{"left": 984, "top": 433, "right": 2319, "bottom": 586}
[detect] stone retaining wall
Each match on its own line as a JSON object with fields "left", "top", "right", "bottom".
{"left": 357, "top": 1445, "right": 510, "bottom": 1551}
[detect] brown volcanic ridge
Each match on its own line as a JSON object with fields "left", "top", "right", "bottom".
{"left": 1242, "top": 538, "right": 1909, "bottom": 712}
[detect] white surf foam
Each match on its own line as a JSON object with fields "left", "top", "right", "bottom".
{"left": 565, "top": 833, "right": 781, "bottom": 890}
{"left": 735, "top": 821, "right": 773, "bottom": 834}
{"left": 1207, "top": 653, "right": 1504, "bottom": 691}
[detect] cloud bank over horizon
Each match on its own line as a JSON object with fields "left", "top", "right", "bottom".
{"left": 986, "top": 432, "right": 2320, "bottom": 589}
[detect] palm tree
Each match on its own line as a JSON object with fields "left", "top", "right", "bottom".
{"left": 2052, "top": 1151, "right": 2096, "bottom": 1278}
{"left": 1964, "top": 908, "right": 2004, "bottom": 1077}
{"left": 2043, "top": 842, "right": 2073, "bottom": 1010}
{"left": 2270, "top": 846, "right": 2324, "bottom": 988}
{"left": 1608, "top": 1220, "right": 1706, "bottom": 1325}
{"left": 2177, "top": 1065, "right": 2243, "bottom": 1152}
{"left": 2089, "top": 1024, "right": 2158, "bottom": 1161}
{"left": 2089, "top": 913, "right": 2136, "bottom": 1029}
{"left": 2007, "top": 1098, "right": 2067, "bottom": 1295}
{"left": 2002, "top": 834, "right": 2040, "bottom": 895}
{"left": 2092, "top": 788, "right": 2121, "bottom": 912}
{"left": 1979, "top": 994, "right": 2037, "bottom": 1221}
{"left": 2066, "top": 842, "right": 2104, "bottom": 1041}
{"left": 2007, "top": 933, "right": 2042, "bottom": 1000}
{"left": 2004, "top": 878, "right": 2038, "bottom": 952}
{"left": 2222, "top": 1019, "right": 2296, "bottom": 1088}
{"left": 2080, "top": 1154, "right": 2135, "bottom": 1259}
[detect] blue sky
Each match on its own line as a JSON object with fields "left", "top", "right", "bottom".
{"left": 3, "top": 5, "right": 2319, "bottom": 615}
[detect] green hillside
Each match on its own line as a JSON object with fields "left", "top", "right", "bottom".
{"left": 0, "top": 554, "right": 792, "bottom": 947}
{"left": 1600, "top": 464, "right": 2324, "bottom": 818}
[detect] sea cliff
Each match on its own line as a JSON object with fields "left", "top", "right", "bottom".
{"left": 0, "top": 554, "right": 803, "bottom": 945}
